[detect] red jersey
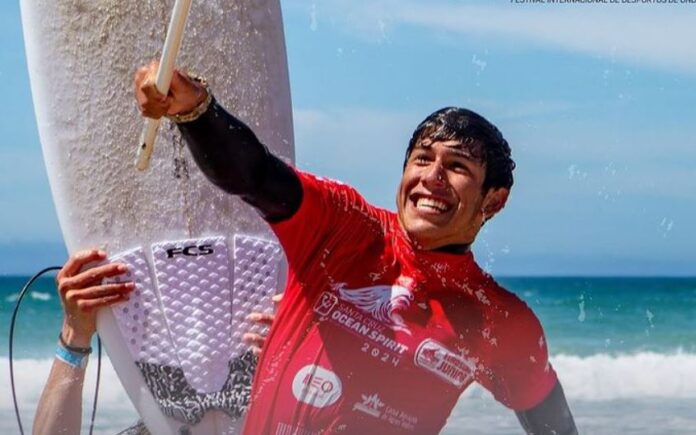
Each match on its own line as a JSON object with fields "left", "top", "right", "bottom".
{"left": 243, "top": 171, "right": 557, "bottom": 435}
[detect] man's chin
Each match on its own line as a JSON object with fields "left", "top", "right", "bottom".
{"left": 405, "top": 211, "right": 451, "bottom": 229}
{"left": 402, "top": 221, "right": 444, "bottom": 248}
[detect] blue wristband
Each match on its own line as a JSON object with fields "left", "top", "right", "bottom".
{"left": 56, "top": 344, "right": 89, "bottom": 369}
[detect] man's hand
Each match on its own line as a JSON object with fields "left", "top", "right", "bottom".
{"left": 134, "top": 61, "right": 208, "bottom": 119}
{"left": 242, "top": 293, "right": 283, "bottom": 356}
{"left": 56, "top": 250, "right": 134, "bottom": 348}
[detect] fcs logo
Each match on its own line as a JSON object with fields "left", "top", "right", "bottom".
{"left": 166, "top": 244, "right": 214, "bottom": 259}
{"left": 336, "top": 283, "right": 414, "bottom": 334}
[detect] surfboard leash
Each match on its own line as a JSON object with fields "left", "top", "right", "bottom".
{"left": 91, "top": 336, "right": 102, "bottom": 435}
{"left": 8, "top": 266, "right": 103, "bottom": 435}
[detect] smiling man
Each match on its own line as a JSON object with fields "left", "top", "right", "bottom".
{"left": 397, "top": 114, "right": 511, "bottom": 251}
{"left": 135, "top": 65, "right": 577, "bottom": 435}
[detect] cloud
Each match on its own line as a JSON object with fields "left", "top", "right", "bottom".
{"left": 461, "top": 97, "right": 583, "bottom": 121}
{"left": 293, "top": 1, "right": 696, "bottom": 74}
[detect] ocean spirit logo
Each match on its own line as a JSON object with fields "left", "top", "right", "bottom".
{"left": 335, "top": 277, "right": 415, "bottom": 334}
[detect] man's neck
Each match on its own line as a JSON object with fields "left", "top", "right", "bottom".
{"left": 433, "top": 243, "right": 471, "bottom": 254}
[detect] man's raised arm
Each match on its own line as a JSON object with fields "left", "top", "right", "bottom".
{"left": 134, "top": 63, "right": 302, "bottom": 223}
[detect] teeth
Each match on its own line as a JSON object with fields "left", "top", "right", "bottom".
{"left": 416, "top": 197, "right": 450, "bottom": 212}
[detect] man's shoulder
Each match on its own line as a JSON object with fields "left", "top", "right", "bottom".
{"left": 471, "top": 273, "right": 537, "bottom": 324}
{"left": 296, "top": 169, "right": 392, "bottom": 221}
{"left": 295, "top": 169, "right": 352, "bottom": 193}
{"left": 474, "top": 277, "right": 547, "bottom": 359}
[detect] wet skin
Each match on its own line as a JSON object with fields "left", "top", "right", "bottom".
{"left": 397, "top": 139, "right": 509, "bottom": 250}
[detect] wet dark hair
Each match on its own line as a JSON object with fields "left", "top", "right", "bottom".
{"left": 404, "top": 107, "right": 515, "bottom": 191}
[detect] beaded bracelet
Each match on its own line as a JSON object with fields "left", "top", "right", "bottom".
{"left": 167, "top": 73, "right": 213, "bottom": 124}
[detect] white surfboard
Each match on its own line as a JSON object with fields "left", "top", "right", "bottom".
{"left": 20, "top": 1, "right": 293, "bottom": 433}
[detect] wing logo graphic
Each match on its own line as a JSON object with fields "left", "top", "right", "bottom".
{"left": 337, "top": 284, "right": 414, "bottom": 334}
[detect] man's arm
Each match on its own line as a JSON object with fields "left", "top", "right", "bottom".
{"left": 515, "top": 380, "right": 578, "bottom": 435}
{"left": 134, "top": 65, "right": 302, "bottom": 223}
{"left": 34, "top": 359, "right": 88, "bottom": 435}
{"left": 34, "top": 250, "right": 134, "bottom": 435}
{"left": 478, "top": 292, "right": 578, "bottom": 435}
{"left": 177, "top": 99, "right": 302, "bottom": 222}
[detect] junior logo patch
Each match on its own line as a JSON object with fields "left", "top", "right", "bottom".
{"left": 291, "top": 365, "right": 342, "bottom": 408}
{"left": 414, "top": 339, "right": 476, "bottom": 387}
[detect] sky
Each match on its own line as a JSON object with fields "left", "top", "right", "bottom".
{"left": 1, "top": 0, "right": 695, "bottom": 276}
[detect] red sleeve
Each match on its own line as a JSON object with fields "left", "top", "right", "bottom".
{"left": 270, "top": 169, "right": 377, "bottom": 274}
{"left": 477, "top": 295, "right": 558, "bottom": 411}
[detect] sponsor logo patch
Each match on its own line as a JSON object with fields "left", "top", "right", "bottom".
{"left": 353, "top": 393, "right": 385, "bottom": 418}
{"left": 314, "top": 292, "right": 339, "bottom": 317}
{"left": 291, "top": 365, "right": 342, "bottom": 408}
{"left": 414, "top": 339, "right": 476, "bottom": 387}
{"left": 275, "top": 423, "right": 320, "bottom": 435}
{"left": 352, "top": 392, "right": 418, "bottom": 431}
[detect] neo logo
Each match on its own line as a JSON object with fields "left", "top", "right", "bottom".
{"left": 166, "top": 244, "right": 214, "bottom": 259}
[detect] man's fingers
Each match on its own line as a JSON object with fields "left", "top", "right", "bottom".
{"left": 59, "top": 250, "right": 107, "bottom": 281}
{"left": 58, "top": 262, "right": 129, "bottom": 294}
{"left": 242, "top": 332, "right": 266, "bottom": 357}
{"left": 247, "top": 312, "right": 275, "bottom": 326}
{"left": 76, "top": 293, "right": 128, "bottom": 312}
{"left": 134, "top": 60, "right": 160, "bottom": 91}
{"left": 141, "top": 80, "right": 167, "bottom": 103}
{"left": 242, "top": 332, "right": 266, "bottom": 348}
{"left": 139, "top": 82, "right": 169, "bottom": 119}
{"left": 133, "top": 66, "right": 148, "bottom": 88}
{"left": 272, "top": 293, "right": 284, "bottom": 304}
{"left": 134, "top": 61, "right": 171, "bottom": 119}
{"left": 169, "top": 69, "right": 190, "bottom": 93}
{"left": 64, "top": 282, "right": 135, "bottom": 304}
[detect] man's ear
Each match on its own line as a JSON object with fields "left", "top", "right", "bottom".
{"left": 482, "top": 188, "right": 510, "bottom": 221}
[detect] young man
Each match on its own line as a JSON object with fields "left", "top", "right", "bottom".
{"left": 135, "top": 64, "right": 578, "bottom": 434}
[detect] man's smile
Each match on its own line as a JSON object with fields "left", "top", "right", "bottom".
{"left": 409, "top": 193, "right": 455, "bottom": 215}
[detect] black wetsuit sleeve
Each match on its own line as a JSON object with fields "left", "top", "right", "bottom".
{"left": 176, "top": 99, "right": 302, "bottom": 223}
{"left": 515, "top": 381, "right": 578, "bottom": 435}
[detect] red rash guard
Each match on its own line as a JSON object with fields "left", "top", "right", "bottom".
{"left": 243, "top": 170, "right": 557, "bottom": 435}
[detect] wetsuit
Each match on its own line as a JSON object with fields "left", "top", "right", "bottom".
{"left": 177, "top": 99, "right": 578, "bottom": 435}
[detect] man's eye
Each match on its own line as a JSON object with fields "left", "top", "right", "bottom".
{"left": 449, "top": 162, "right": 469, "bottom": 173}
{"left": 414, "top": 156, "right": 430, "bottom": 164}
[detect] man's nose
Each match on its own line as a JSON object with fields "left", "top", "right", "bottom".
{"left": 422, "top": 161, "right": 446, "bottom": 187}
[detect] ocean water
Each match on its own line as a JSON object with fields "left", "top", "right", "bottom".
{"left": 1, "top": 276, "right": 695, "bottom": 434}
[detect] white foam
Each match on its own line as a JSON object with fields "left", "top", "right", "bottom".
{"left": 4, "top": 350, "right": 696, "bottom": 435}
{"left": 551, "top": 351, "right": 696, "bottom": 400}
{"left": 445, "top": 351, "right": 696, "bottom": 402}
{"left": 0, "top": 356, "right": 138, "bottom": 432}
{"left": 5, "top": 351, "right": 696, "bottom": 413}
{"left": 30, "top": 291, "right": 52, "bottom": 301}
{"left": 5, "top": 293, "right": 19, "bottom": 302}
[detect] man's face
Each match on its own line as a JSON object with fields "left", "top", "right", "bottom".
{"left": 396, "top": 138, "right": 508, "bottom": 250}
